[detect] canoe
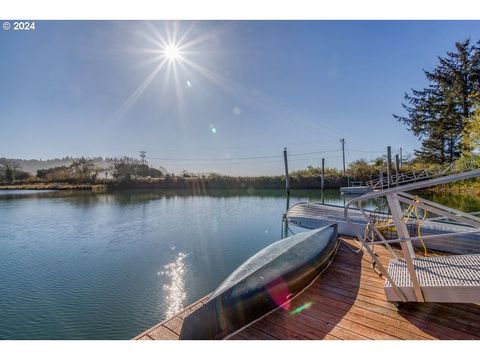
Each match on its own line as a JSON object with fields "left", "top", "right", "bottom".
{"left": 179, "top": 224, "right": 339, "bottom": 339}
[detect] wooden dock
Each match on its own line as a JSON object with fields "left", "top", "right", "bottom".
{"left": 135, "top": 238, "right": 480, "bottom": 340}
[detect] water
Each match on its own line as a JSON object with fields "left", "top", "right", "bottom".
{"left": 0, "top": 188, "right": 349, "bottom": 340}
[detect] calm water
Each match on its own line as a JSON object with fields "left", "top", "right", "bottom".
{"left": 2, "top": 188, "right": 479, "bottom": 339}
{"left": 0, "top": 188, "right": 346, "bottom": 340}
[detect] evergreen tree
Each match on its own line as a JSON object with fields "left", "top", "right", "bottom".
{"left": 394, "top": 39, "right": 480, "bottom": 163}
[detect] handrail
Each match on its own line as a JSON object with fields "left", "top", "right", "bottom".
{"left": 344, "top": 169, "right": 480, "bottom": 303}
{"left": 365, "top": 164, "right": 456, "bottom": 190}
{"left": 348, "top": 169, "right": 480, "bottom": 209}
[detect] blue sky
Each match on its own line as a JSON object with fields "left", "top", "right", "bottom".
{"left": 1, "top": 20, "right": 479, "bottom": 175}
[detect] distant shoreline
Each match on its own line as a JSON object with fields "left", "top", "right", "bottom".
{"left": 0, "top": 177, "right": 345, "bottom": 191}
{"left": 0, "top": 183, "right": 106, "bottom": 191}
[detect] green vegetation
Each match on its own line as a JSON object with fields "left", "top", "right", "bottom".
{"left": 36, "top": 158, "right": 100, "bottom": 183}
{"left": 112, "top": 157, "right": 164, "bottom": 180}
{"left": 389, "top": 38, "right": 480, "bottom": 195}
{"left": 394, "top": 38, "right": 480, "bottom": 164}
{"left": 0, "top": 158, "right": 30, "bottom": 183}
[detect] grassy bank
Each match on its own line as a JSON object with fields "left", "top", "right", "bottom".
{"left": 107, "top": 175, "right": 346, "bottom": 191}
{"left": 0, "top": 174, "right": 347, "bottom": 192}
{"left": 427, "top": 179, "right": 480, "bottom": 197}
{"left": 0, "top": 183, "right": 106, "bottom": 191}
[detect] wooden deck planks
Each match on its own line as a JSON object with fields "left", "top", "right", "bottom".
{"left": 135, "top": 238, "right": 480, "bottom": 340}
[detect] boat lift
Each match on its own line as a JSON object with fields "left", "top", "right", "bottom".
{"left": 345, "top": 169, "right": 480, "bottom": 304}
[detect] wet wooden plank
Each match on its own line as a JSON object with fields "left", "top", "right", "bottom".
{"left": 135, "top": 238, "right": 480, "bottom": 340}
{"left": 137, "top": 335, "right": 153, "bottom": 340}
{"left": 148, "top": 326, "right": 178, "bottom": 340}
{"left": 163, "top": 317, "right": 183, "bottom": 336}
{"left": 231, "top": 325, "right": 277, "bottom": 340}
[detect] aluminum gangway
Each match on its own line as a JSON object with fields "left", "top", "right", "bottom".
{"left": 365, "top": 164, "right": 454, "bottom": 190}
{"left": 345, "top": 169, "right": 480, "bottom": 304}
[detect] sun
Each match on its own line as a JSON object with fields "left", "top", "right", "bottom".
{"left": 164, "top": 44, "right": 181, "bottom": 61}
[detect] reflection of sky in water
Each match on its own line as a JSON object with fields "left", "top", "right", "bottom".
{"left": 160, "top": 252, "right": 187, "bottom": 318}
{"left": 1, "top": 189, "right": 477, "bottom": 339}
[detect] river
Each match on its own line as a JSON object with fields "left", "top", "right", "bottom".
{"left": 1, "top": 188, "right": 479, "bottom": 339}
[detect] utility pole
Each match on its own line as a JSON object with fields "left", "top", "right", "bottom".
{"left": 400, "top": 147, "right": 403, "bottom": 168}
{"left": 139, "top": 150, "right": 146, "bottom": 164}
{"left": 340, "top": 138, "right": 346, "bottom": 175}
{"left": 283, "top": 148, "right": 290, "bottom": 195}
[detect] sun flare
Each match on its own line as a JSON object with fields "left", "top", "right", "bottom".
{"left": 113, "top": 22, "right": 238, "bottom": 121}
{"left": 164, "top": 44, "right": 181, "bottom": 61}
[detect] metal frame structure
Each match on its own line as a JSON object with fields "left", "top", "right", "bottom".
{"left": 345, "top": 169, "right": 480, "bottom": 303}
{"left": 366, "top": 164, "right": 453, "bottom": 190}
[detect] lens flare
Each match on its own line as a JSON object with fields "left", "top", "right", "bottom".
{"left": 290, "top": 302, "right": 313, "bottom": 315}
{"left": 266, "top": 277, "right": 292, "bottom": 310}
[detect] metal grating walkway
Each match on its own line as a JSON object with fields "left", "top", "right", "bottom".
{"left": 385, "top": 254, "right": 480, "bottom": 302}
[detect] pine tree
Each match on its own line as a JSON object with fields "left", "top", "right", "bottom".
{"left": 394, "top": 39, "right": 480, "bottom": 163}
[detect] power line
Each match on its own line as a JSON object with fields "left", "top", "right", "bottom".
{"left": 346, "top": 148, "right": 385, "bottom": 154}
{"left": 147, "top": 154, "right": 280, "bottom": 161}
{"left": 146, "top": 149, "right": 340, "bottom": 162}
{"left": 290, "top": 149, "right": 340, "bottom": 157}
{"left": 147, "top": 154, "right": 343, "bottom": 167}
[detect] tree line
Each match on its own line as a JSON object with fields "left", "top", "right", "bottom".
{"left": 394, "top": 38, "right": 480, "bottom": 165}
{"left": 0, "top": 157, "right": 166, "bottom": 184}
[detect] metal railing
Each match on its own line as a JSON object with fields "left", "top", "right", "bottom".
{"left": 365, "top": 164, "right": 454, "bottom": 190}
{"left": 344, "top": 169, "right": 480, "bottom": 303}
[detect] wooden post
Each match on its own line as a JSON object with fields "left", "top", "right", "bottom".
{"left": 283, "top": 193, "right": 290, "bottom": 238}
{"left": 283, "top": 148, "right": 290, "bottom": 195}
{"left": 395, "top": 154, "right": 400, "bottom": 185}
{"left": 321, "top": 158, "right": 325, "bottom": 191}
{"left": 399, "top": 147, "right": 403, "bottom": 168}
{"left": 387, "top": 146, "right": 392, "bottom": 188}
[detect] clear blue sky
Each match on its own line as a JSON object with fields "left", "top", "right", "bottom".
{"left": 1, "top": 20, "right": 479, "bottom": 175}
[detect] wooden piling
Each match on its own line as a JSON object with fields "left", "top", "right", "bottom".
{"left": 321, "top": 158, "right": 325, "bottom": 191}
{"left": 395, "top": 154, "right": 400, "bottom": 185}
{"left": 387, "top": 146, "right": 392, "bottom": 188}
{"left": 283, "top": 148, "right": 290, "bottom": 195}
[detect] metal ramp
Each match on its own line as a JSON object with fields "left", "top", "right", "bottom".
{"left": 385, "top": 254, "right": 480, "bottom": 302}
{"left": 345, "top": 169, "right": 480, "bottom": 304}
{"left": 366, "top": 164, "right": 453, "bottom": 190}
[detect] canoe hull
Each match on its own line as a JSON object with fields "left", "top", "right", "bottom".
{"left": 179, "top": 224, "right": 338, "bottom": 339}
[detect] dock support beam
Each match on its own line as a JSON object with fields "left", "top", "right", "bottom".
{"left": 283, "top": 148, "right": 290, "bottom": 195}
{"left": 386, "top": 194, "right": 425, "bottom": 302}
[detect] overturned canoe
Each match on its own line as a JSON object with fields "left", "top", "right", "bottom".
{"left": 179, "top": 224, "right": 339, "bottom": 340}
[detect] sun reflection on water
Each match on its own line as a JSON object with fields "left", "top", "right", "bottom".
{"left": 160, "top": 252, "right": 187, "bottom": 318}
